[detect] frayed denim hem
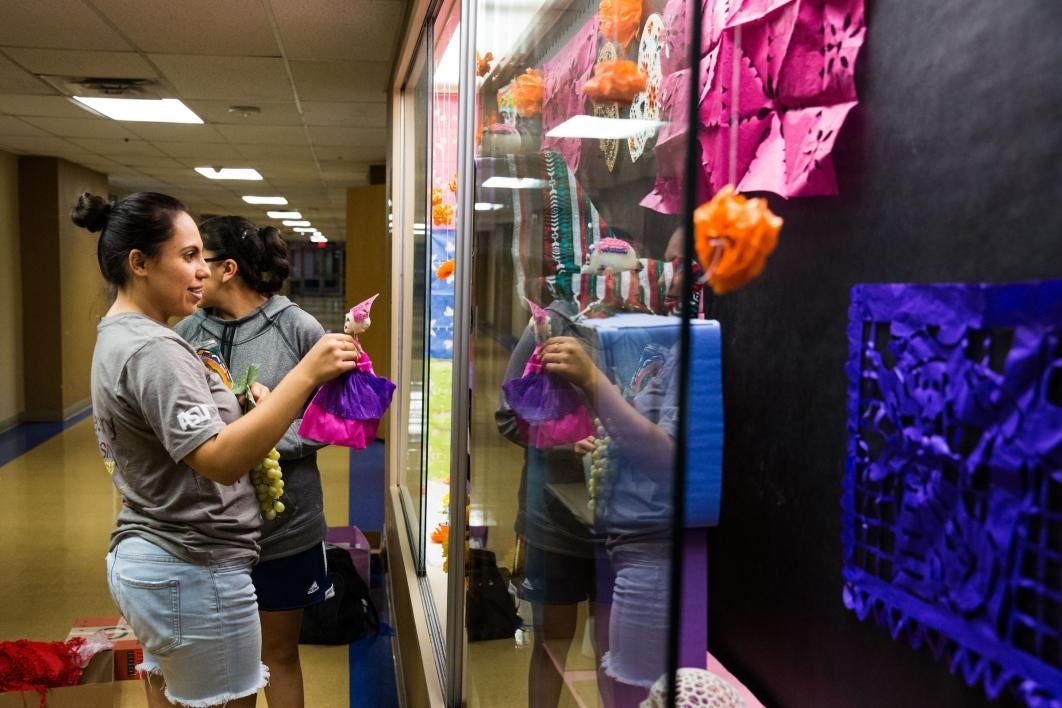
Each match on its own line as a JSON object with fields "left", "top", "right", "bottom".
{"left": 600, "top": 650, "right": 658, "bottom": 689}
{"left": 137, "top": 662, "right": 271, "bottom": 707}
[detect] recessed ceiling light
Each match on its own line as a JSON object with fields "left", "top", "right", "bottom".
{"left": 242, "top": 195, "right": 288, "bottom": 205}
{"left": 293, "top": 227, "right": 318, "bottom": 233}
{"left": 481, "top": 176, "right": 547, "bottom": 190}
{"left": 267, "top": 211, "right": 302, "bottom": 219}
{"left": 309, "top": 234, "right": 328, "bottom": 243}
{"left": 545, "top": 114, "right": 666, "bottom": 140}
{"left": 72, "top": 97, "right": 203, "bottom": 124}
{"left": 282, "top": 220, "right": 311, "bottom": 227}
{"left": 195, "top": 167, "right": 263, "bottom": 180}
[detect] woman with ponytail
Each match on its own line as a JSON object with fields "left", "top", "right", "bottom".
{"left": 175, "top": 216, "right": 331, "bottom": 708}
{"left": 76, "top": 193, "right": 358, "bottom": 708}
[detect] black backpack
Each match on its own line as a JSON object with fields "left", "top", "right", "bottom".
{"left": 299, "top": 545, "right": 380, "bottom": 645}
{"left": 465, "top": 548, "right": 522, "bottom": 642}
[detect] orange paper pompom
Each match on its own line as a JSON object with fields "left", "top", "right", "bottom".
{"left": 476, "top": 51, "right": 494, "bottom": 77}
{"left": 448, "top": 174, "right": 458, "bottom": 194}
{"left": 511, "top": 68, "right": 544, "bottom": 118}
{"left": 599, "top": 0, "right": 643, "bottom": 48}
{"left": 694, "top": 185, "right": 782, "bottom": 295}
{"left": 431, "top": 522, "right": 449, "bottom": 545}
{"left": 436, "top": 258, "right": 455, "bottom": 280}
{"left": 582, "top": 59, "right": 647, "bottom": 104}
{"left": 432, "top": 202, "right": 455, "bottom": 226}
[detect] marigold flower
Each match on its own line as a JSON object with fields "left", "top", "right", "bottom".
{"left": 694, "top": 185, "right": 782, "bottom": 294}
{"left": 436, "top": 258, "right": 455, "bottom": 280}
{"left": 431, "top": 522, "right": 449, "bottom": 544}
{"left": 432, "top": 202, "right": 455, "bottom": 226}
{"left": 476, "top": 51, "right": 494, "bottom": 77}
{"left": 511, "top": 68, "right": 544, "bottom": 118}
{"left": 582, "top": 59, "right": 647, "bottom": 104}
{"left": 599, "top": 0, "right": 643, "bottom": 48}
{"left": 448, "top": 174, "right": 458, "bottom": 194}
{"left": 431, "top": 187, "right": 443, "bottom": 206}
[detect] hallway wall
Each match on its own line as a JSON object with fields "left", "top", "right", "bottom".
{"left": 0, "top": 150, "right": 22, "bottom": 430}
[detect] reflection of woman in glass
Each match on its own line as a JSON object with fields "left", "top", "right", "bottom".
{"left": 495, "top": 298, "right": 604, "bottom": 708}
{"left": 539, "top": 331, "right": 678, "bottom": 707}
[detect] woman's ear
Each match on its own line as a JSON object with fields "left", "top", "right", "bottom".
{"left": 221, "top": 259, "right": 239, "bottom": 283}
{"left": 128, "top": 249, "right": 148, "bottom": 276}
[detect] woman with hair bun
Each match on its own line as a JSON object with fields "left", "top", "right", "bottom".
{"left": 174, "top": 215, "right": 330, "bottom": 708}
{"left": 76, "top": 192, "right": 358, "bottom": 708}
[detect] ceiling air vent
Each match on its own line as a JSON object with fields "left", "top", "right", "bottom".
{"left": 38, "top": 75, "right": 171, "bottom": 99}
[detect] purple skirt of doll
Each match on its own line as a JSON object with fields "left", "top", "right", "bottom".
{"left": 502, "top": 350, "right": 595, "bottom": 447}
{"left": 299, "top": 355, "right": 396, "bottom": 449}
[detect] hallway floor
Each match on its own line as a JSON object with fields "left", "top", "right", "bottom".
{"left": 0, "top": 416, "right": 394, "bottom": 707}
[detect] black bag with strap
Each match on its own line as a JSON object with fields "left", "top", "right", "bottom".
{"left": 299, "top": 545, "right": 380, "bottom": 645}
{"left": 466, "top": 548, "right": 522, "bottom": 642}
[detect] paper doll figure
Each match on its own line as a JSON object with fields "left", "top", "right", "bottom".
{"left": 579, "top": 236, "right": 652, "bottom": 318}
{"left": 502, "top": 297, "right": 594, "bottom": 448}
{"left": 299, "top": 294, "right": 396, "bottom": 449}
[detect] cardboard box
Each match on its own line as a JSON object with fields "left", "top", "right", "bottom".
{"left": 67, "top": 616, "right": 143, "bottom": 681}
{"left": 325, "top": 525, "right": 371, "bottom": 586}
{"left": 0, "top": 649, "right": 114, "bottom": 708}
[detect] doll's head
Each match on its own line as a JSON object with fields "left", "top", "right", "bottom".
{"left": 522, "top": 296, "right": 551, "bottom": 342}
{"left": 344, "top": 293, "right": 379, "bottom": 335}
{"left": 582, "top": 236, "right": 642, "bottom": 275}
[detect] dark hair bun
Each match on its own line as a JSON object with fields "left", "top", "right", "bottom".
{"left": 71, "top": 192, "right": 113, "bottom": 233}
{"left": 257, "top": 226, "right": 291, "bottom": 294}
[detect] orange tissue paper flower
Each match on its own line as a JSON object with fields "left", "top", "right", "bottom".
{"left": 448, "top": 174, "right": 458, "bottom": 194}
{"left": 511, "top": 68, "right": 544, "bottom": 118}
{"left": 432, "top": 202, "right": 455, "bottom": 226}
{"left": 599, "top": 0, "right": 643, "bottom": 48}
{"left": 436, "top": 259, "right": 455, "bottom": 280}
{"left": 476, "top": 51, "right": 494, "bottom": 77}
{"left": 431, "top": 522, "right": 449, "bottom": 545}
{"left": 582, "top": 59, "right": 647, "bottom": 104}
{"left": 431, "top": 187, "right": 443, "bottom": 206}
{"left": 694, "top": 185, "right": 782, "bottom": 295}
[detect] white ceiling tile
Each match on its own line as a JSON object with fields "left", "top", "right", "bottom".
{"left": 0, "top": 135, "right": 83, "bottom": 154}
{"left": 0, "top": 94, "right": 88, "bottom": 118}
{"left": 69, "top": 137, "right": 167, "bottom": 156}
{"left": 20, "top": 115, "right": 138, "bottom": 139}
{"left": 234, "top": 143, "right": 316, "bottom": 161}
{"left": 289, "top": 61, "right": 390, "bottom": 102}
{"left": 109, "top": 154, "right": 189, "bottom": 169}
{"left": 122, "top": 123, "right": 226, "bottom": 144}
{"left": 92, "top": 0, "right": 278, "bottom": 56}
{"left": 308, "top": 126, "right": 386, "bottom": 147}
{"left": 216, "top": 124, "right": 308, "bottom": 145}
{"left": 3, "top": 49, "right": 157, "bottom": 78}
{"left": 302, "top": 101, "right": 386, "bottom": 127}
{"left": 0, "top": 54, "right": 55, "bottom": 94}
{"left": 154, "top": 142, "right": 247, "bottom": 161}
{"left": 183, "top": 100, "right": 302, "bottom": 126}
{"left": 0, "top": 2, "right": 132, "bottom": 50}
{"left": 274, "top": 0, "right": 404, "bottom": 62}
{"left": 0, "top": 116, "right": 50, "bottom": 137}
{"left": 150, "top": 55, "right": 293, "bottom": 101}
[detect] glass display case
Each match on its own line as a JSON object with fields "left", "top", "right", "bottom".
{"left": 389, "top": 0, "right": 707, "bottom": 702}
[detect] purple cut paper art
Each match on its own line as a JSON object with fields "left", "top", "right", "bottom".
{"left": 643, "top": 0, "right": 865, "bottom": 212}
{"left": 843, "top": 280, "right": 1062, "bottom": 706}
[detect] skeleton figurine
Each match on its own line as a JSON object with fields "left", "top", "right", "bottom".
{"left": 578, "top": 237, "right": 650, "bottom": 318}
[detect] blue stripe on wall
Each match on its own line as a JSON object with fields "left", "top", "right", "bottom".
{"left": 0, "top": 408, "right": 93, "bottom": 468}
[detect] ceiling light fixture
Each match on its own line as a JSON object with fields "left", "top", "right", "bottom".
{"left": 309, "top": 234, "right": 328, "bottom": 243}
{"left": 545, "top": 114, "right": 666, "bottom": 140}
{"left": 293, "top": 227, "right": 318, "bottom": 233}
{"left": 242, "top": 196, "right": 288, "bottom": 205}
{"left": 72, "top": 97, "right": 203, "bottom": 124}
{"left": 266, "top": 210, "right": 302, "bottom": 219}
{"left": 195, "top": 167, "right": 263, "bottom": 180}
{"left": 282, "top": 220, "right": 311, "bottom": 227}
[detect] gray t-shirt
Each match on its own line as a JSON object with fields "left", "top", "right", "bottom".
{"left": 91, "top": 313, "right": 260, "bottom": 564}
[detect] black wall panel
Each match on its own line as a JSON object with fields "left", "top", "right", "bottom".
{"left": 706, "top": 2, "right": 1061, "bottom": 706}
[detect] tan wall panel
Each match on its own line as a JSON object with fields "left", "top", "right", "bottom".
{"left": 346, "top": 184, "right": 391, "bottom": 440}
{"left": 56, "top": 160, "right": 109, "bottom": 416}
{"left": 0, "top": 151, "right": 23, "bottom": 429}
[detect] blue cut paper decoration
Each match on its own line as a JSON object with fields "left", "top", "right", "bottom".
{"left": 843, "top": 280, "right": 1062, "bottom": 706}
{"left": 429, "top": 227, "right": 455, "bottom": 359}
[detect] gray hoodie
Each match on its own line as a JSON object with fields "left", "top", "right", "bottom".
{"left": 175, "top": 295, "right": 328, "bottom": 561}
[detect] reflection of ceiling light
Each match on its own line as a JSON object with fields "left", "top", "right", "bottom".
{"left": 545, "top": 114, "right": 666, "bottom": 140}
{"left": 195, "top": 167, "right": 262, "bottom": 180}
{"left": 282, "top": 220, "right": 311, "bottom": 227}
{"left": 309, "top": 234, "right": 328, "bottom": 243}
{"left": 481, "top": 176, "right": 546, "bottom": 190}
{"left": 293, "top": 227, "right": 318, "bottom": 233}
{"left": 266, "top": 211, "right": 302, "bottom": 219}
{"left": 243, "top": 195, "right": 287, "bottom": 205}
{"left": 228, "top": 105, "right": 261, "bottom": 117}
{"left": 72, "top": 97, "right": 203, "bottom": 124}
{"left": 474, "top": 202, "right": 505, "bottom": 211}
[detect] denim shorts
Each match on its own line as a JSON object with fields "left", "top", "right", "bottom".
{"left": 600, "top": 540, "right": 670, "bottom": 688}
{"left": 106, "top": 536, "right": 269, "bottom": 707}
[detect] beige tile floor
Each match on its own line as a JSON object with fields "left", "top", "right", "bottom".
{"left": 0, "top": 419, "right": 352, "bottom": 707}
